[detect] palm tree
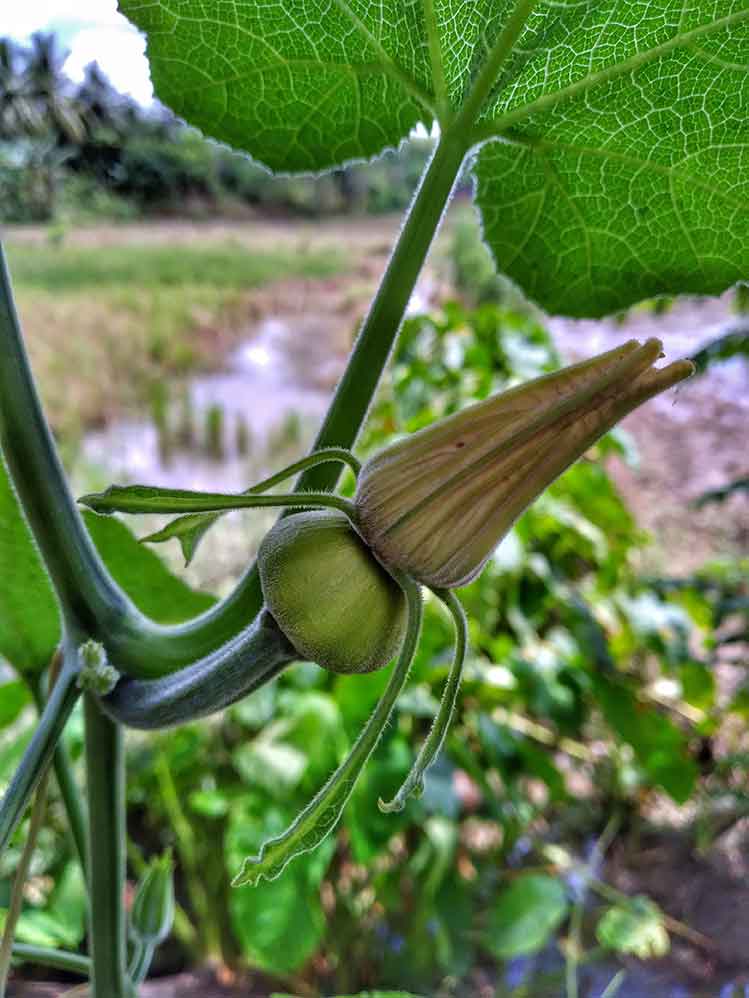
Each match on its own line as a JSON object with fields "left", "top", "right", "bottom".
{"left": 22, "top": 32, "right": 83, "bottom": 143}
{"left": 0, "top": 39, "right": 43, "bottom": 139}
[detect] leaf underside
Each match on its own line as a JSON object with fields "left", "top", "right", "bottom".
{"left": 120, "top": 0, "right": 748, "bottom": 318}
{"left": 475, "top": 2, "right": 749, "bottom": 316}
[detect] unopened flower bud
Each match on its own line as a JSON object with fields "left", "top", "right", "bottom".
{"left": 355, "top": 339, "right": 693, "bottom": 588}
{"left": 130, "top": 850, "right": 175, "bottom": 948}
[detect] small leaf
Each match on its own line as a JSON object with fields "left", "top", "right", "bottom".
{"left": 141, "top": 511, "right": 219, "bottom": 565}
{"left": 485, "top": 874, "right": 569, "bottom": 959}
{"left": 596, "top": 897, "right": 670, "bottom": 959}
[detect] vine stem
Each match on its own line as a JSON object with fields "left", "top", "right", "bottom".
{"left": 9, "top": 944, "right": 90, "bottom": 977}
{"left": 30, "top": 676, "right": 88, "bottom": 876}
{"left": 0, "top": 641, "right": 80, "bottom": 857}
{"left": 84, "top": 694, "right": 128, "bottom": 998}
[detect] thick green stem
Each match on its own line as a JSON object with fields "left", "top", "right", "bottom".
{"left": 0, "top": 252, "right": 132, "bottom": 636}
{"left": 0, "top": 644, "right": 80, "bottom": 857}
{"left": 84, "top": 696, "right": 127, "bottom": 998}
{"left": 102, "top": 610, "right": 295, "bottom": 730}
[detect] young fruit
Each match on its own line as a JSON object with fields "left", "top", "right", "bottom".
{"left": 257, "top": 509, "right": 407, "bottom": 674}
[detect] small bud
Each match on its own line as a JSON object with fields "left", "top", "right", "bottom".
{"left": 77, "top": 640, "right": 120, "bottom": 695}
{"left": 355, "top": 339, "right": 694, "bottom": 588}
{"left": 130, "top": 850, "right": 175, "bottom": 948}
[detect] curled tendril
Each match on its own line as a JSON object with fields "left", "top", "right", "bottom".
{"left": 379, "top": 588, "right": 467, "bottom": 813}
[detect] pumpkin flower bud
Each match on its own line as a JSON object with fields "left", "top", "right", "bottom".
{"left": 130, "top": 850, "right": 175, "bottom": 948}
{"left": 355, "top": 339, "right": 693, "bottom": 589}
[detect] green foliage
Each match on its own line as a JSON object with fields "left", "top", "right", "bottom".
{"left": 484, "top": 874, "right": 569, "bottom": 959}
{"left": 7, "top": 243, "right": 343, "bottom": 295}
{"left": 474, "top": 4, "right": 749, "bottom": 316}
{"left": 596, "top": 897, "right": 669, "bottom": 959}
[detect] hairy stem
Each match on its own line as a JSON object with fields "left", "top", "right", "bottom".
{"left": 31, "top": 676, "right": 88, "bottom": 876}
{"left": 81, "top": 487, "right": 357, "bottom": 520}
{"left": 0, "top": 642, "right": 80, "bottom": 858}
{"left": 379, "top": 588, "right": 467, "bottom": 812}
{"left": 84, "top": 696, "right": 127, "bottom": 998}
{"left": 102, "top": 610, "right": 295, "bottom": 730}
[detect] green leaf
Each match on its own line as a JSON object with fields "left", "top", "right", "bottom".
{"left": 0, "top": 455, "right": 213, "bottom": 675}
{"left": 0, "top": 455, "right": 61, "bottom": 674}
{"left": 476, "top": 3, "right": 749, "bottom": 317}
{"left": 228, "top": 804, "right": 334, "bottom": 975}
{"left": 82, "top": 511, "right": 215, "bottom": 625}
{"left": 118, "top": 0, "right": 435, "bottom": 173}
{"left": 141, "top": 511, "right": 219, "bottom": 566}
{"left": 592, "top": 675, "right": 697, "bottom": 803}
{"left": 123, "top": 2, "right": 748, "bottom": 317}
{"left": 0, "top": 680, "right": 31, "bottom": 727}
{"left": 596, "top": 897, "right": 669, "bottom": 959}
{"left": 484, "top": 874, "right": 568, "bottom": 959}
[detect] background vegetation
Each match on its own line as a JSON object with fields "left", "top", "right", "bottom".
{"left": 0, "top": 33, "right": 434, "bottom": 225}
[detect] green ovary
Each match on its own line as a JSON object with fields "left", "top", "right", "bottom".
{"left": 258, "top": 509, "right": 408, "bottom": 675}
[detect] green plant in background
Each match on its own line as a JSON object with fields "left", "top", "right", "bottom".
{"left": 1, "top": 2, "right": 747, "bottom": 996}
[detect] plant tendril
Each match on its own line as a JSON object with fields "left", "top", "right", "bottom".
{"left": 379, "top": 588, "right": 467, "bottom": 813}
{"left": 232, "top": 574, "right": 423, "bottom": 887}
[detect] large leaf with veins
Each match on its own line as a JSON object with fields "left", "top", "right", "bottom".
{"left": 474, "top": 1, "right": 749, "bottom": 316}
{"left": 120, "top": 0, "right": 748, "bottom": 314}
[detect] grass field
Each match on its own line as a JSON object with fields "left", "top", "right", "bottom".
{"left": 4, "top": 232, "right": 352, "bottom": 440}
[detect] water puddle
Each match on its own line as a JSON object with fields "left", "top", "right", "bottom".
{"left": 78, "top": 275, "right": 436, "bottom": 492}
{"left": 78, "top": 314, "right": 343, "bottom": 493}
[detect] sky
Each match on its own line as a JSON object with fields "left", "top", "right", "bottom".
{"left": 4, "top": 0, "right": 153, "bottom": 104}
